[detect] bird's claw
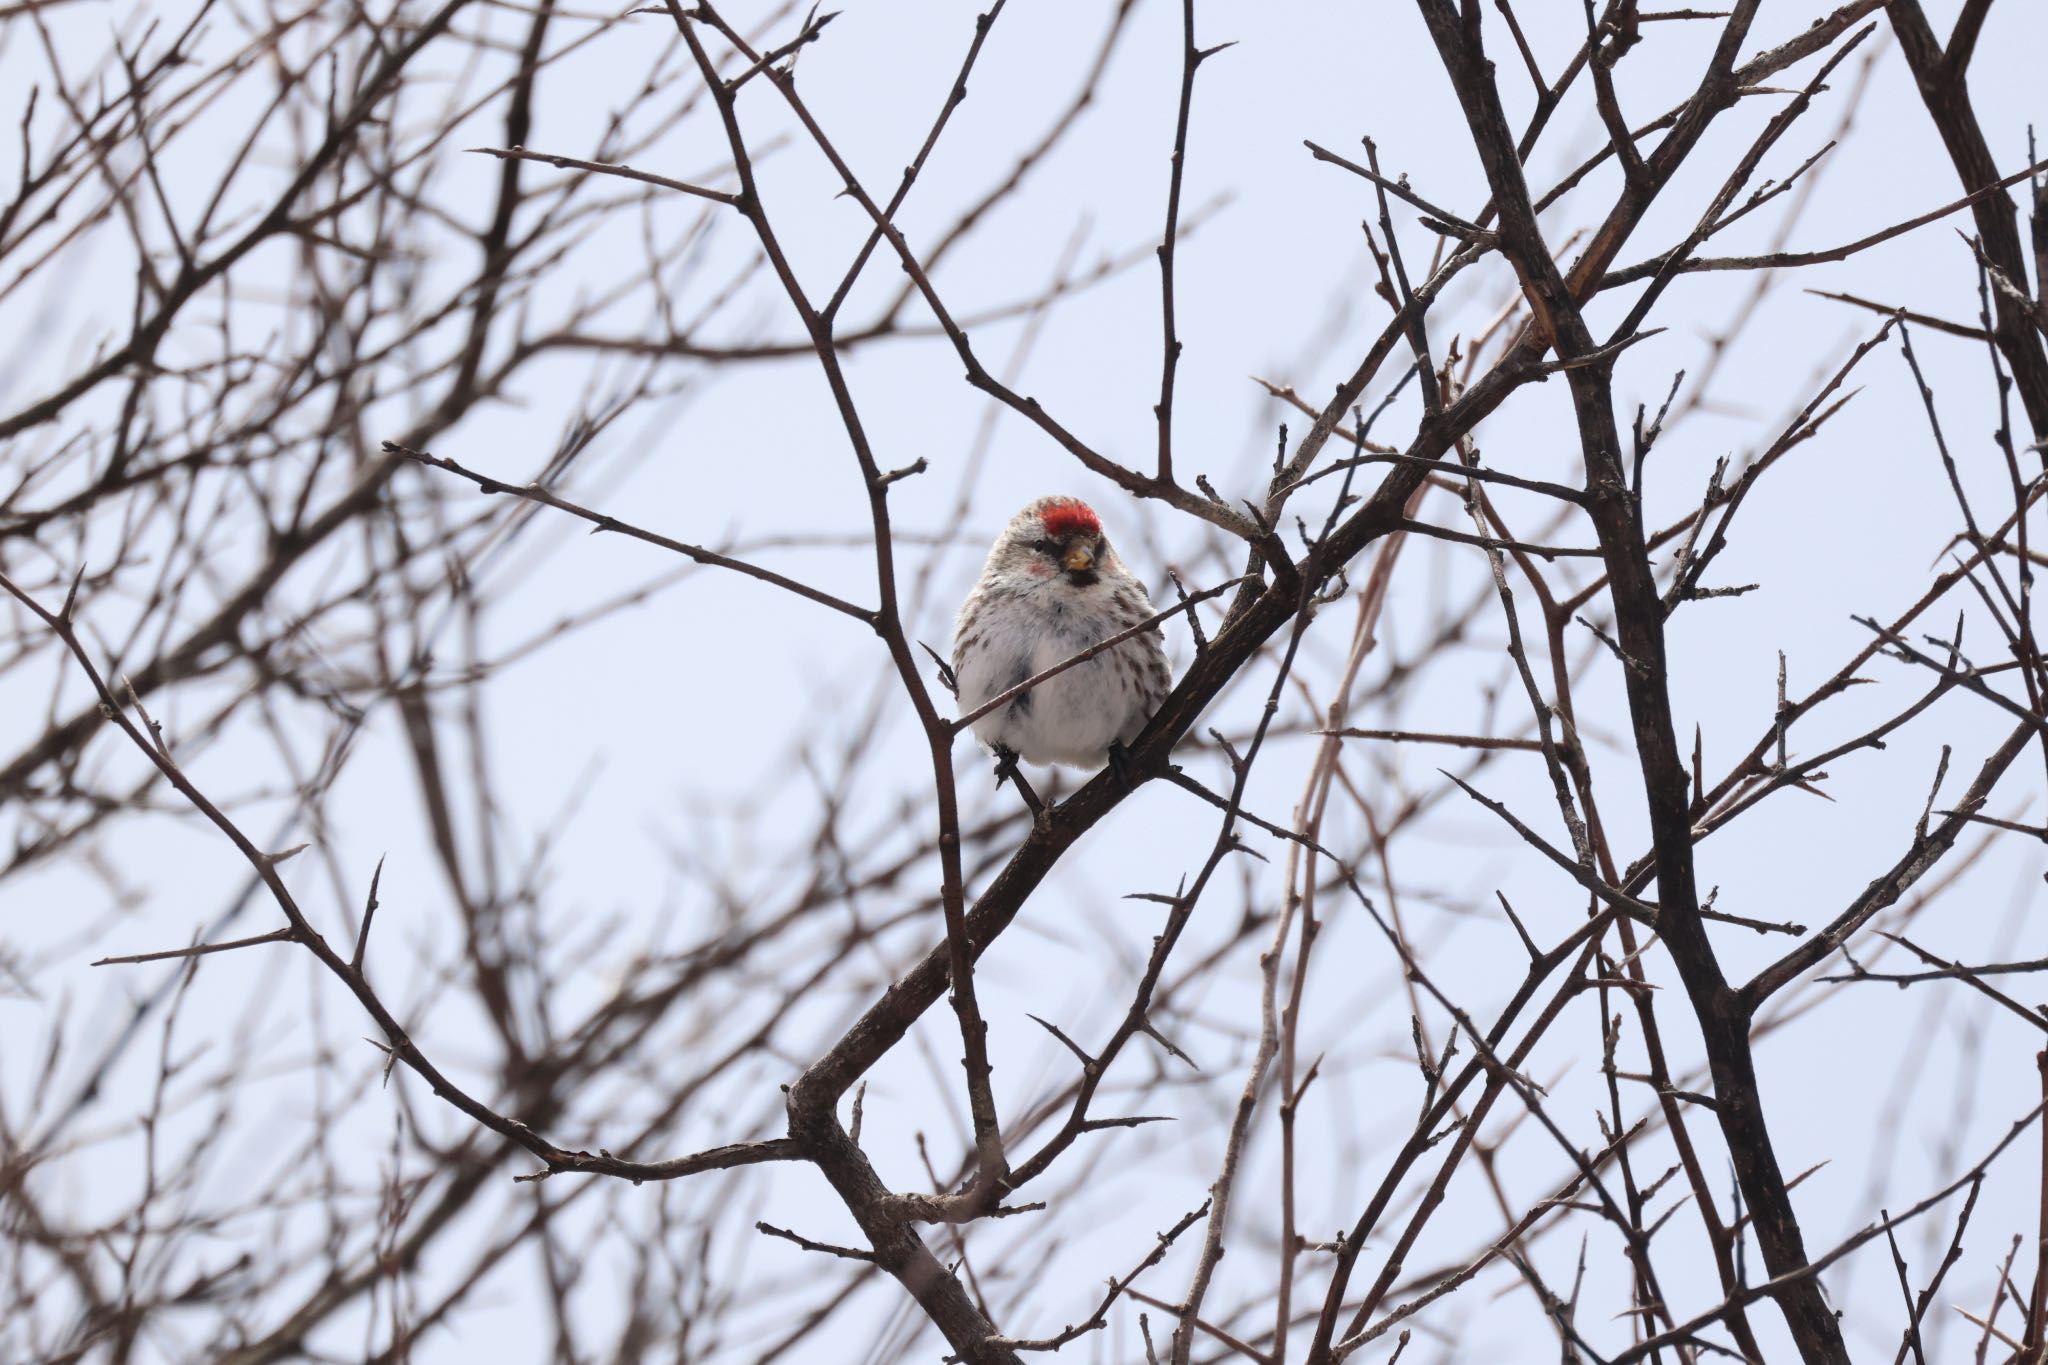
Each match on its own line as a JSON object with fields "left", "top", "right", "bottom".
{"left": 992, "top": 746, "right": 1045, "bottom": 817}
{"left": 1106, "top": 741, "right": 1140, "bottom": 788}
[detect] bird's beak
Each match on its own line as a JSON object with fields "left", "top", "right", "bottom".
{"left": 1063, "top": 545, "right": 1094, "bottom": 573}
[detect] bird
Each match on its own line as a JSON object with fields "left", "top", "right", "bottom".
{"left": 952, "top": 495, "right": 1171, "bottom": 772}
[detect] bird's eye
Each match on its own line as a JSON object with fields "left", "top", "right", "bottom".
{"left": 1032, "top": 539, "right": 1059, "bottom": 556}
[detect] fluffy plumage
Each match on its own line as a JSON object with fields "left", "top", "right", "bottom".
{"left": 953, "top": 496, "right": 1170, "bottom": 768}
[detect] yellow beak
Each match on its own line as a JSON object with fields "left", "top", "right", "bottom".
{"left": 1063, "top": 545, "right": 1094, "bottom": 572}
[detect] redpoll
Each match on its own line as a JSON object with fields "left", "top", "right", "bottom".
{"left": 953, "top": 496, "right": 1171, "bottom": 769}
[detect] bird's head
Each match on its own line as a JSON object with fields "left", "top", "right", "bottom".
{"left": 999, "top": 496, "right": 1112, "bottom": 587}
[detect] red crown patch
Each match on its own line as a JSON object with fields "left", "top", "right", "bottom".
{"left": 1040, "top": 500, "right": 1100, "bottom": 538}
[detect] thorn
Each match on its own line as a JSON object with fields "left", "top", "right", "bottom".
{"left": 1138, "top": 1016, "right": 1198, "bottom": 1069}
{"left": 920, "top": 641, "right": 959, "bottom": 697}
{"left": 351, "top": 853, "right": 388, "bottom": 972}
{"left": 1577, "top": 614, "right": 1649, "bottom": 678}
{"left": 1026, "top": 1013, "right": 1096, "bottom": 1072}
{"left": 60, "top": 562, "right": 86, "bottom": 622}
{"left": 1495, "top": 891, "right": 1540, "bottom": 960}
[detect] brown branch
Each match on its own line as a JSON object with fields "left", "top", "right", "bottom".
{"left": 1322, "top": 728, "right": 1544, "bottom": 751}
{"left": 92, "top": 927, "right": 295, "bottom": 967}
{"left": 1404, "top": 4, "right": 1854, "bottom": 1359}
{"left": 465, "top": 145, "right": 739, "bottom": 205}
{"left": 389, "top": 441, "right": 877, "bottom": 623}
{"left": 1888, "top": 0, "right": 2048, "bottom": 444}
{"left": 1600, "top": 155, "right": 2048, "bottom": 289}
{"left": 2, "top": 566, "right": 800, "bottom": 1188}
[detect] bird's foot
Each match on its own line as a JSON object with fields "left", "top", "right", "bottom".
{"left": 1106, "top": 741, "right": 1142, "bottom": 789}
{"left": 992, "top": 745, "right": 1045, "bottom": 818}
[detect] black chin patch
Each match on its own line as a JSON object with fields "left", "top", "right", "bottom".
{"left": 1065, "top": 569, "right": 1099, "bottom": 588}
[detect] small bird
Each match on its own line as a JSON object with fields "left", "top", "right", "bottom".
{"left": 953, "top": 496, "right": 1171, "bottom": 771}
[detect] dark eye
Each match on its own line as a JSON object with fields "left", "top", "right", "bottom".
{"left": 1032, "top": 539, "right": 1059, "bottom": 556}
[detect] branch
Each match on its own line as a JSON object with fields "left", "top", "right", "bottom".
{"left": 390, "top": 441, "right": 877, "bottom": 623}
{"left": 92, "top": 927, "right": 295, "bottom": 967}
{"left": 466, "top": 145, "right": 740, "bottom": 205}
{"left": 2, "top": 566, "right": 802, "bottom": 1188}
